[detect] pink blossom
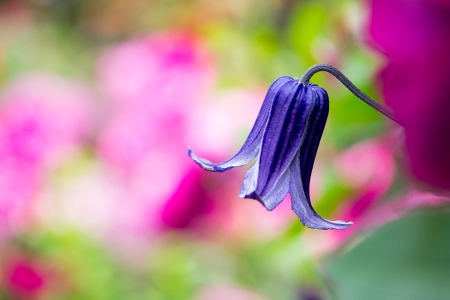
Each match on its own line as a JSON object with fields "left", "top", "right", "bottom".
{"left": 0, "top": 73, "right": 95, "bottom": 168}
{"left": 228, "top": 194, "right": 294, "bottom": 241}
{"left": 335, "top": 139, "right": 394, "bottom": 198}
{"left": 0, "top": 73, "right": 95, "bottom": 235}
{"left": 97, "top": 31, "right": 214, "bottom": 173}
{"left": 97, "top": 107, "right": 190, "bottom": 178}
{"left": 330, "top": 138, "right": 395, "bottom": 245}
{"left": 324, "top": 189, "right": 450, "bottom": 253}
{"left": 96, "top": 31, "right": 226, "bottom": 235}
{"left": 368, "top": 0, "right": 450, "bottom": 188}
{"left": 98, "top": 31, "right": 214, "bottom": 108}
{"left": 5, "top": 259, "right": 46, "bottom": 299}
{"left": 159, "top": 167, "right": 214, "bottom": 229}
{"left": 0, "top": 159, "right": 38, "bottom": 235}
{"left": 187, "top": 89, "right": 265, "bottom": 158}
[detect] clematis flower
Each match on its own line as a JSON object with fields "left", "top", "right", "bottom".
{"left": 189, "top": 76, "right": 352, "bottom": 230}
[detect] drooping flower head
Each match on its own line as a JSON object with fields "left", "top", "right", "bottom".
{"left": 189, "top": 76, "right": 352, "bottom": 230}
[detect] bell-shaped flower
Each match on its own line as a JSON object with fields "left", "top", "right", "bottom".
{"left": 188, "top": 76, "right": 352, "bottom": 230}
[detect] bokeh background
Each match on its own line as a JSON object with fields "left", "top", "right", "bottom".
{"left": 0, "top": 0, "right": 450, "bottom": 299}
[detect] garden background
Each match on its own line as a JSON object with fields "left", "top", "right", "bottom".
{"left": 0, "top": 0, "right": 449, "bottom": 299}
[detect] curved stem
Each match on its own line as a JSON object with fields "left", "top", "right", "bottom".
{"left": 300, "top": 63, "right": 402, "bottom": 126}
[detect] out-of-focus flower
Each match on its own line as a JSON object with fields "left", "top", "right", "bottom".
{"left": 97, "top": 31, "right": 214, "bottom": 174}
{"left": 329, "top": 139, "right": 395, "bottom": 246}
{"left": 98, "top": 31, "right": 214, "bottom": 109}
{"left": 4, "top": 258, "right": 46, "bottom": 299}
{"left": 369, "top": 0, "right": 450, "bottom": 189}
{"left": 0, "top": 73, "right": 95, "bottom": 168}
{"left": 0, "top": 73, "right": 94, "bottom": 235}
{"left": 160, "top": 167, "right": 214, "bottom": 229}
{"left": 189, "top": 76, "right": 352, "bottom": 230}
{"left": 336, "top": 139, "right": 394, "bottom": 217}
{"left": 98, "top": 109, "right": 183, "bottom": 174}
{"left": 0, "top": 159, "right": 38, "bottom": 235}
{"left": 187, "top": 89, "right": 264, "bottom": 158}
{"left": 229, "top": 194, "right": 294, "bottom": 241}
{"left": 96, "top": 31, "right": 244, "bottom": 238}
{"left": 319, "top": 188, "right": 450, "bottom": 255}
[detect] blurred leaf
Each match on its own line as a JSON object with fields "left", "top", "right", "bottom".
{"left": 287, "top": 3, "right": 327, "bottom": 62}
{"left": 326, "top": 210, "right": 450, "bottom": 300}
{"left": 1, "top": 22, "right": 95, "bottom": 81}
{"left": 18, "top": 230, "right": 141, "bottom": 299}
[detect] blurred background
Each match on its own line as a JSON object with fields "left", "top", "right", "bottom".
{"left": 0, "top": 0, "right": 449, "bottom": 299}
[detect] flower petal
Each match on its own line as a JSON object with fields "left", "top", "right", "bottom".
{"left": 290, "top": 152, "right": 352, "bottom": 230}
{"left": 299, "top": 85, "right": 329, "bottom": 200}
{"left": 239, "top": 155, "right": 290, "bottom": 211}
{"left": 242, "top": 81, "right": 314, "bottom": 202}
{"left": 238, "top": 156, "right": 259, "bottom": 197}
{"left": 188, "top": 76, "right": 292, "bottom": 172}
{"left": 289, "top": 85, "right": 351, "bottom": 229}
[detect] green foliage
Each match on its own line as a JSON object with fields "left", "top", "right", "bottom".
{"left": 326, "top": 211, "right": 450, "bottom": 300}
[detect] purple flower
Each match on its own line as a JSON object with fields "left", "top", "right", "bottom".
{"left": 189, "top": 77, "right": 352, "bottom": 230}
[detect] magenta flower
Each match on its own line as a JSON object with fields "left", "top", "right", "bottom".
{"left": 97, "top": 32, "right": 213, "bottom": 173}
{"left": 98, "top": 31, "right": 213, "bottom": 111}
{"left": 96, "top": 32, "right": 248, "bottom": 236}
{"left": 337, "top": 139, "right": 394, "bottom": 217}
{"left": 159, "top": 167, "right": 214, "bottom": 229}
{"left": 0, "top": 73, "right": 93, "bottom": 234}
{"left": 369, "top": 0, "right": 450, "bottom": 188}
{"left": 0, "top": 160, "right": 38, "bottom": 235}
{"left": 189, "top": 77, "right": 352, "bottom": 230}
{"left": 330, "top": 138, "right": 395, "bottom": 246}
{"left": 0, "top": 73, "right": 94, "bottom": 168}
{"left": 5, "top": 259, "right": 45, "bottom": 299}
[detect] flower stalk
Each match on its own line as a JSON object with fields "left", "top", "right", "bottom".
{"left": 300, "top": 63, "right": 402, "bottom": 125}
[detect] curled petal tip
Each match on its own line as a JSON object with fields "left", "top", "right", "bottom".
{"left": 187, "top": 148, "right": 218, "bottom": 172}
{"left": 238, "top": 191, "right": 278, "bottom": 211}
{"left": 302, "top": 218, "right": 353, "bottom": 230}
{"left": 187, "top": 147, "right": 194, "bottom": 158}
{"left": 237, "top": 190, "right": 248, "bottom": 199}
